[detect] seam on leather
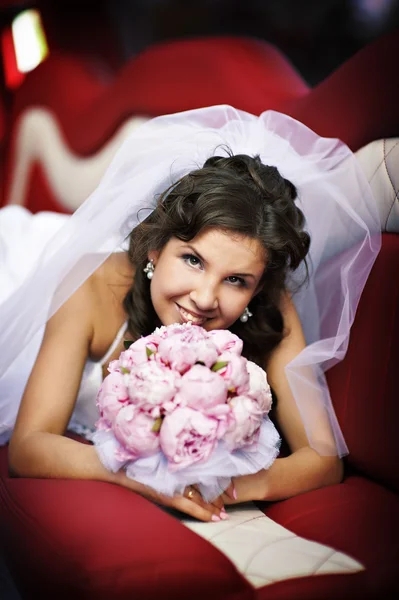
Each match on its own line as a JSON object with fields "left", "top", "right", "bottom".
{"left": 311, "top": 549, "right": 336, "bottom": 575}
{"left": 313, "top": 550, "right": 344, "bottom": 574}
{"left": 368, "top": 142, "right": 386, "bottom": 183}
{"left": 205, "top": 514, "right": 267, "bottom": 543}
{"left": 244, "top": 532, "right": 296, "bottom": 574}
{"left": 383, "top": 139, "right": 399, "bottom": 231}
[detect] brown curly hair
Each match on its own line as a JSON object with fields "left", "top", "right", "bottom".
{"left": 123, "top": 153, "right": 310, "bottom": 366}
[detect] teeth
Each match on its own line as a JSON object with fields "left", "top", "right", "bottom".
{"left": 179, "top": 306, "right": 206, "bottom": 324}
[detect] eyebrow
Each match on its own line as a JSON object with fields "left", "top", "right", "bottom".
{"left": 183, "top": 244, "right": 257, "bottom": 280}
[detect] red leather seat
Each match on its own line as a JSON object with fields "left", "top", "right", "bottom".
{"left": 2, "top": 32, "right": 398, "bottom": 214}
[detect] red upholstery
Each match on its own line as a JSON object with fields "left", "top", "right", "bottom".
{"left": 327, "top": 234, "right": 399, "bottom": 493}
{"left": 9, "top": 39, "right": 309, "bottom": 154}
{"left": 0, "top": 471, "right": 252, "bottom": 600}
{"left": 1, "top": 33, "right": 399, "bottom": 599}
{"left": 7, "top": 33, "right": 399, "bottom": 154}
{"left": 1, "top": 32, "right": 399, "bottom": 214}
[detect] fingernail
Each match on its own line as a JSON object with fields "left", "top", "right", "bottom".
{"left": 211, "top": 514, "right": 221, "bottom": 522}
{"left": 220, "top": 511, "right": 229, "bottom": 520}
{"left": 233, "top": 487, "right": 237, "bottom": 500}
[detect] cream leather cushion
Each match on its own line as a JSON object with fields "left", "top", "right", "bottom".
{"left": 355, "top": 138, "right": 399, "bottom": 233}
{"left": 182, "top": 504, "right": 363, "bottom": 587}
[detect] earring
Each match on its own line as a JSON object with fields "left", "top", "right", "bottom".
{"left": 240, "top": 306, "right": 253, "bottom": 323}
{"left": 143, "top": 259, "right": 155, "bottom": 280}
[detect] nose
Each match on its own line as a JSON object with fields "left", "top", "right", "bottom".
{"left": 189, "top": 277, "right": 218, "bottom": 312}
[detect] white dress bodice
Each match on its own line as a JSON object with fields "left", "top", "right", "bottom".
{"left": 68, "top": 321, "right": 128, "bottom": 439}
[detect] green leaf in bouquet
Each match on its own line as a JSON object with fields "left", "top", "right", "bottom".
{"left": 146, "top": 346, "right": 155, "bottom": 358}
{"left": 124, "top": 340, "right": 133, "bottom": 350}
{"left": 152, "top": 417, "right": 163, "bottom": 433}
{"left": 211, "top": 361, "right": 229, "bottom": 372}
{"left": 120, "top": 366, "right": 130, "bottom": 375}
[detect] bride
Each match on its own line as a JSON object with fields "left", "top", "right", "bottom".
{"left": 0, "top": 106, "right": 380, "bottom": 521}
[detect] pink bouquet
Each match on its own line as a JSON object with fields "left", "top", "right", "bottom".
{"left": 93, "top": 323, "right": 281, "bottom": 501}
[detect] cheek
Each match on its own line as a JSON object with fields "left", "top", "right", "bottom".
{"left": 152, "top": 261, "right": 188, "bottom": 299}
{"left": 219, "top": 289, "right": 251, "bottom": 320}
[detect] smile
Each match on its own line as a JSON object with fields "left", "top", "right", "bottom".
{"left": 176, "top": 304, "right": 209, "bottom": 325}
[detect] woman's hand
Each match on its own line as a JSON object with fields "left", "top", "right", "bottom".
{"left": 158, "top": 485, "right": 229, "bottom": 522}
{"left": 117, "top": 472, "right": 228, "bottom": 522}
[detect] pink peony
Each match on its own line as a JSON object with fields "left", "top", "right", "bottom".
{"left": 246, "top": 361, "right": 273, "bottom": 413}
{"left": 119, "top": 334, "right": 160, "bottom": 371}
{"left": 160, "top": 407, "right": 220, "bottom": 471}
{"left": 96, "top": 371, "right": 130, "bottom": 426}
{"left": 157, "top": 326, "right": 219, "bottom": 373}
{"left": 178, "top": 364, "right": 228, "bottom": 412}
{"left": 94, "top": 417, "right": 111, "bottom": 432}
{"left": 216, "top": 352, "right": 250, "bottom": 395}
{"left": 114, "top": 404, "right": 160, "bottom": 457}
{"left": 154, "top": 323, "right": 192, "bottom": 338}
{"left": 208, "top": 329, "right": 243, "bottom": 356}
{"left": 223, "top": 396, "right": 264, "bottom": 450}
{"left": 107, "top": 359, "right": 121, "bottom": 374}
{"left": 127, "top": 360, "right": 181, "bottom": 418}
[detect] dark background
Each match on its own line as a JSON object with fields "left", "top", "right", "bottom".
{"left": 0, "top": 0, "right": 398, "bottom": 88}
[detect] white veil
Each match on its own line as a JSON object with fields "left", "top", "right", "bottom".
{"left": 0, "top": 106, "right": 381, "bottom": 456}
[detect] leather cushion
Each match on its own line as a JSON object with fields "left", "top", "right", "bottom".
{"left": 261, "top": 474, "right": 399, "bottom": 599}
{"left": 0, "top": 469, "right": 251, "bottom": 600}
{"left": 327, "top": 234, "right": 399, "bottom": 492}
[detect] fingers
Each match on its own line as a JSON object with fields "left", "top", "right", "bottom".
{"left": 210, "top": 494, "right": 224, "bottom": 511}
{"left": 162, "top": 486, "right": 227, "bottom": 522}
{"left": 172, "top": 496, "right": 222, "bottom": 522}
{"left": 186, "top": 486, "right": 224, "bottom": 517}
{"left": 157, "top": 486, "right": 230, "bottom": 522}
{"left": 191, "top": 484, "right": 224, "bottom": 512}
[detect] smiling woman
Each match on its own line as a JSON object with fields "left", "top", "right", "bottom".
{"left": 124, "top": 153, "right": 308, "bottom": 367}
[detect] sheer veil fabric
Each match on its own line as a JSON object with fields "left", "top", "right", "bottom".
{"left": 0, "top": 106, "right": 381, "bottom": 455}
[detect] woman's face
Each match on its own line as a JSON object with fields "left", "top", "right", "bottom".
{"left": 148, "top": 228, "right": 266, "bottom": 331}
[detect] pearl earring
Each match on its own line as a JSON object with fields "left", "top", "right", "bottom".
{"left": 240, "top": 306, "right": 253, "bottom": 323}
{"left": 143, "top": 259, "right": 155, "bottom": 280}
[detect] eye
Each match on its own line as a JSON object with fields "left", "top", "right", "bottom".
{"left": 182, "top": 253, "right": 202, "bottom": 268}
{"left": 226, "top": 275, "right": 247, "bottom": 287}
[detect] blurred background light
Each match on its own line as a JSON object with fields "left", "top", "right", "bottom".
{"left": 11, "top": 8, "right": 48, "bottom": 73}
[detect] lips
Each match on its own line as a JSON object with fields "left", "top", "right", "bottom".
{"left": 176, "top": 304, "right": 208, "bottom": 325}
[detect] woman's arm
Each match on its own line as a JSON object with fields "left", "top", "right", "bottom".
{"left": 12, "top": 430, "right": 225, "bottom": 520}
{"left": 225, "top": 446, "right": 342, "bottom": 504}
{"left": 226, "top": 293, "right": 343, "bottom": 504}
{"left": 8, "top": 279, "right": 223, "bottom": 522}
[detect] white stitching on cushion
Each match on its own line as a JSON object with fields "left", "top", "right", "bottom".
{"left": 383, "top": 139, "right": 399, "bottom": 231}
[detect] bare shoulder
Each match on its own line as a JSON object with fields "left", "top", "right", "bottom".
{"left": 44, "top": 250, "right": 135, "bottom": 360}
